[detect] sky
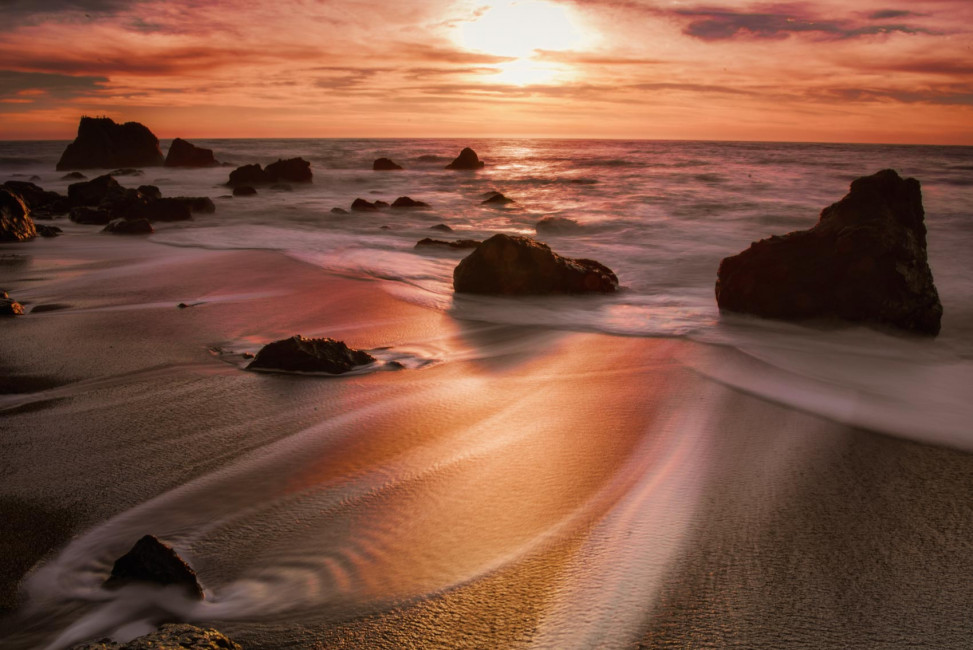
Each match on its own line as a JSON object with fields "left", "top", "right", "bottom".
{"left": 0, "top": 0, "right": 971, "bottom": 144}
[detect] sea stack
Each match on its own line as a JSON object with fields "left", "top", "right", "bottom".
{"left": 445, "top": 147, "right": 485, "bottom": 170}
{"left": 165, "top": 138, "right": 217, "bottom": 167}
{"left": 56, "top": 116, "right": 165, "bottom": 170}
{"left": 715, "top": 169, "right": 942, "bottom": 335}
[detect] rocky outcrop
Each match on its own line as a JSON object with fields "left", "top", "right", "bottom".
{"left": 68, "top": 175, "right": 124, "bottom": 206}
{"left": 56, "top": 117, "right": 164, "bottom": 171}
{"left": 351, "top": 198, "right": 379, "bottom": 212}
{"left": 373, "top": 157, "right": 403, "bottom": 171}
{"left": 248, "top": 335, "right": 375, "bottom": 374}
{"left": 715, "top": 169, "right": 942, "bottom": 335}
{"left": 416, "top": 238, "right": 481, "bottom": 250}
{"left": 103, "top": 534, "right": 203, "bottom": 599}
{"left": 165, "top": 138, "right": 217, "bottom": 167}
{"left": 71, "top": 624, "right": 241, "bottom": 650}
{"left": 391, "top": 196, "right": 429, "bottom": 208}
{"left": 103, "top": 218, "right": 153, "bottom": 235}
{"left": 446, "top": 147, "right": 485, "bottom": 170}
{"left": 37, "top": 224, "right": 63, "bottom": 237}
{"left": 453, "top": 234, "right": 618, "bottom": 295}
{"left": 3, "top": 181, "right": 71, "bottom": 217}
{"left": 0, "top": 298, "right": 24, "bottom": 316}
{"left": 265, "top": 157, "right": 312, "bottom": 183}
{"left": 481, "top": 191, "right": 513, "bottom": 205}
{"left": 227, "top": 164, "right": 272, "bottom": 187}
{"left": 536, "top": 216, "right": 582, "bottom": 234}
{"left": 232, "top": 186, "right": 257, "bottom": 197}
{"left": 137, "top": 185, "right": 162, "bottom": 201}
{"left": 0, "top": 189, "right": 36, "bottom": 242}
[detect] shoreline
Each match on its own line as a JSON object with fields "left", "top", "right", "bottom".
{"left": 2, "top": 234, "right": 973, "bottom": 648}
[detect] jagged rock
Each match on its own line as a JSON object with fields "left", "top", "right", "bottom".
{"left": 330, "top": 207, "right": 348, "bottom": 214}
{"left": 391, "top": 196, "right": 429, "bottom": 208}
{"left": 536, "top": 216, "right": 582, "bottom": 234}
{"left": 351, "top": 198, "right": 379, "bottom": 212}
{"left": 415, "top": 238, "right": 481, "bottom": 250}
{"left": 265, "top": 157, "right": 312, "bottom": 183}
{"left": 0, "top": 189, "right": 36, "bottom": 242}
{"left": 445, "top": 147, "right": 484, "bottom": 170}
{"left": 69, "top": 206, "right": 113, "bottom": 225}
{"left": 482, "top": 192, "right": 513, "bottom": 205}
{"left": 137, "top": 185, "right": 162, "bottom": 201}
{"left": 232, "top": 186, "right": 257, "bottom": 197}
{"left": 3, "top": 181, "right": 71, "bottom": 216}
{"left": 57, "top": 117, "right": 164, "bottom": 171}
{"left": 453, "top": 234, "right": 618, "bottom": 295}
{"left": 103, "top": 218, "right": 153, "bottom": 235}
{"left": 68, "top": 175, "right": 123, "bottom": 206}
{"left": 165, "top": 138, "right": 217, "bottom": 167}
{"left": 373, "top": 157, "right": 403, "bottom": 171}
{"left": 71, "top": 623, "right": 240, "bottom": 650}
{"left": 103, "top": 534, "right": 203, "bottom": 599}
{"left": 143, "top": 198, "right": 191, "bottom": 222}
{"left": 430, "top": 223, "right": 452, "bottom": 232}
{"left": 37, "top": 224, "right": 63, "bottom": 237}
{"left": 61, "top": 172, "right": 86, "bottom": 180}
{"left": 0, "top": 298, "right": 24, "bottom": 316}
{"left": 227, "top": 164, "right": 272, "bottom": 187}
{"left": 715, "top": 169, "right": 942, "bottom": 335}
{"left": 172, "top": 196, "right": 216, "bottom": 214}
{"left": 247, "top": 335, "right": 375, "bottom": 374}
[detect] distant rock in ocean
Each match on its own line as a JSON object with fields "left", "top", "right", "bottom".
{"left": 227, "top": 164, "right": 273, "bottom": 186}
{"left": 103, "top": 534, "right": 204, "bottom": 599}
{"left": 716, "top": 169, "right": 942, "bottom": 335}
{"left": 536, "top": 216, "right": 583, "bottom": 235}
{"left": 71, "top": 624, "right": 241, "bottom": 650}
{"left": 165, "top": 137, "right": 218, "bottom": 167}
{"left": 56, "top": 116, "right": 165, "bottom": 171}
{"left": 351, "top": 198, "right": 379, "bottom": 212}
{"left": 248, "top": 335, "right": 375, "bottom": 374}
{"left": 481, "top": 191, "right": 514, "bottom": 205}
{"left": 415, "top": 237, "right": 481, "bottom": 250}
{"left": 227, "top": 158, "right": 312, "bottom": 186}
{"left": 391, "top": 196, "right": 428, "bottom": 208}
{"left": 453, "top": 234, "right": 618, "bottom": 295}
{"left": 446, "top": 147, "right": 485, "bottom": 170}
{"left": 373, "top": 157, "right": 403, "bottom": 171}
{"left": 0, "top": 189, "right": 37, "bottom": 242}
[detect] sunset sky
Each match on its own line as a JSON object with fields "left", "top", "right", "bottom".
{"left": 1, "top": 0, "right": 971, "bottom": 143}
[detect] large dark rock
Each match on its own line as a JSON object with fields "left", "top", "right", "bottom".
{"left": 103, "top": 534, "right": 203, "bottom": 599}
{"left": 391, "top": 196, "right": 429, "bottom": 208}
{"left": 37, "top": 224, "right": 63, "bottom": 238}
{"left": 68, "top": 175, "right": 123, "bottom": 206}
{"left": 71, "top": 623, "right": 241, "bottom": 650}
{"left": 2, "top": 181, "right": 71, "bottom": 217}
{"left": 715, "top": 169, "right": 942, "bottom": 335}
{"left": 453, "top": 234, "right": 618, "bottom": 295}
{"left": 0, "top": 189, "right": 36, "bottom": 242}
{"left": 165, "top": 138, "right": 217, "bottom": 167}
{"left": 103, "top": 218, "right": 153, "bottom": 235}
{"left": 351, "top": 198, "right": 379, "bottom": 212}
{"left": 56, "top": 117, "right": 164, "bottom": 171}
{"left": 445, "top": 147, "right": 484, "bottom": 170}
{"left": 142, "top": 198, "right": 192, "bottom": 222}
{"left": 248, "top": 335, "right": 375, "bottom": 374}
{"left": 104, "top": 188, "right": 150, "bottom": 221}
{"left": 137, "top": 184, "right": 162, "bottom": 201}
{"left": 0, "top": 299, "right": 24, "bottom": 316}
{"left": 373, "top": 157, "right": 403, "bottom": 171}
{"left": 227, "top": 164, "right": 272, "bottom": 187}
{"left": 70, "top": 206, "right": 113, "bottom": 225}
{"left": 265, "top": 157, "right": 312, "bottom": 183}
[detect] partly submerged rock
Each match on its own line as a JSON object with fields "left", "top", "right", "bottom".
{"left": 142, "top": 198, "right": 192, "bottom": 222}
{"left": 103, "top": 218, "right": 153, "bottom": 235}
{"left": 351, "top": 198, "right": 379, "bottom": 212}
{"left": 536, "top": 216, "right": 583, "bottom": 234}
{"left": 103, "top": 534, "right": 203, "bottom": 599}
{"left": 715, "top": 169, "right": 942, "bottom": 335}
{"left": 137, "top": 184, "right": 162, "bottom": 201}
{"left": 57, "top": 117, "right": 164, "bottom": 170}
{"left": 265, "top": 157, "right": 312, "bottom": 183}
{"left": 391, "top": 196, "right": 429, "bottom": 208}
{"left": 445, "top": 147, "right": 484, "bottom": 170}
{"left": 415, "top": 238, "right": 481, "bottom": 250}
{"left": 0, "top": 298, "right": 25, "bottom": 316}
{"left": 248, "top": 335, "right": 375, "bottom": 374}
{"left": 0, "top": 189, "right": 37, "bottom": 242}
{"left": 232, "top": 185, "right": 257, "bottom": 197}
{"left": 69, "top": 206, "right": 113, "bottom": 225}
{"left": 430, "top": 223, "right": 453, "bottom": 232}
{"left": 71, "top": 623, "right": 241, "bottom": 650}
{"left": 453, "top": 234, "right": 618, "bottom": 295}
{"left": 165, "top": 138, "right": 217, "bottom": 167}
{"left": 373, "top": 157, "right": 403, "bottom": 171}
{"left": 330, "top": 207, "right": 348, "bottom": 214}
{"left": 68, "top": 175, "right": 123, "bottom": 206}
{"left": 172, "top": 196, "right": 216, "bottom": 214}
{"left": 109, "top": 168, "right": 142, "bottom": 177}
{"left": 227, "top": 164, "right": 272, "bottom": 187}
{"left": 61, "top": 172, "right": 86, "bottom": 180}
{"left": 37, "top": 224, "right": 63, "bottom": 238}
{"left": 481, "top": 191, "right": 514, "bottom": 205}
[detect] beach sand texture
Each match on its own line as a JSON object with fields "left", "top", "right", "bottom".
{"left": 1, "top": 235, "right": 972, "bottom": 649}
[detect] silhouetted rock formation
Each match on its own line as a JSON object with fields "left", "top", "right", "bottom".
{"left": 0, "top": 189, "right": 36, "bottom": 242}
{"left": 142, "top": 198, "right": 192, "bottom": 222}
{"left": 2, "top": 181, "right": 71, "bottom": 217}
{"left": 165, "top": 138, "right": 217, "bottom": 167}
{"left": 446, "top": 147, "right": 485, "bottom": 170}
{"left": 227, "top": 164, "right": 272, "bottom": 186}
{"left": 536, "top": 216, "right": 583, "bottom": 234}
{"left": 482, "top": 191, "right": 513, "bottom": 205}
{"left": 103, "top": 534, "right": 204, "bottom": 599}
{"left": 391, "top": 196, "right": 429, "bottom": 208}
{"left": 248, "top": 335, "right": 375, "bottom": 374}
{"left": 37, "top": 224, "right": 62, "bottom": 237}
{"left": 233, "top": 186, "right": 257, "bottom": 197}
{"left": 173, "top": 196, "right": 216, "bottom": 214}
{"left": 351, "top": 198, "right": 379, "bottom": 212}
{"left": 71, "top": 624, "right": 241, "bottom": 650}
{"left": 415, "top": 238, "right": 481, "bottom": 250}
{"left": 373, "top": 157, "right": 403, "bottom": 170}
{"left": 68, "top": 175, "right": 123, "bottom": 206}
{"left": 137, "top": 184, "right": 162, "bottom": 200}
{"left": 56, "top": 117, "right": 164, "bottom": 170}
{"left": 0, "top": 298, "right": 24, "bottom": 316}
{"left": 716, "top": 169, "right": 942, "bottom": 335}
{"left": 265, "top": 157, "right": 312, "bottom": 183}
{"left": 453, "top": 234, "right": 618, "bottom": 295}
{"left": 69, "top": 206, "right": 112, "bottom": 225}
{"left": 103, "top": 218, "right": 153, "bottom": 235}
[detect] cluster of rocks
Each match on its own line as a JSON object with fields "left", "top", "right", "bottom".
{"left": 371, "top": 147, "right": 486, "bottom": 172}
{"left": 226, "top": 157, "right": 312, "bottom": 196}
{"left": 346, "top": 196, "right": 430, "bottom": 213}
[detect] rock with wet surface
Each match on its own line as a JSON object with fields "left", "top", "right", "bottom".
{"left": 103, "top": 534, "right": 204, "bottom": 599}
{"left": 453, "top": 234, "right": 618, "bottom": 295}
{"left": 445, "top": 147, "right": 485, "bottom": 170}
{"left": 57, "top": 117, "right": 164, "bottom": 170}
{"left": 715, "top": 169, "right": 943, "bottom": 335}
{"left": 0, "top": 189, "right": 36, "bottom": 242}
{"left": 373, "top": 157, "right": 403, "bottom": 170}
{"left": 71, "top": 624, "right": 241, "bottom": 650}
{"left": 248, "top": 335, "right": 375, "bottom": 374}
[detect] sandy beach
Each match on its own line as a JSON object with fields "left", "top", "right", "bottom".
{"left": 2, "top": 233, "right": 972, "bottom": 649}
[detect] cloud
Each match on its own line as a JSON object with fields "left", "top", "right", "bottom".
{"left": 0, "top": 69, "right": 108, "bottom": 99}
{"left": 0, "top": 0, "right": 133, "bottom": 25}
{"left": 868, "top": 9, "right": 921, "bottom": 20}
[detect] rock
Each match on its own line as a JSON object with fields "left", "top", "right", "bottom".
{"left": 227, "top": 164, "right": 272, "bottom": 187}
{"left": 71, "top": 623, "right": 241, "bottom": 650}
{"left": 482, "top": 192, "right": 514, "bottom": 205}
{"left": 104, "top": 188, "right": 150, "bottom": 221}
{"left": 137, "top": 185, "right": 162, "bottom": 201}
{"left": 143, "top": 198, "right": 192, "bottom": 222}
{"left": 265, "top": 157, "right": 312, "bottom": 183}
{"left": 232, "top": 186, "right": 257, "bottom": 197}
{"left": 417, "top": 154, "right": 443, "bottom": 163}
{"left": 446, "top": 147, "right": 484, "bottom": 170}
{"left": 103, "top": 534, "right": 203, "bottom": 599}
{"left": 165, "top": 138, "right": 217, "bottom": 167}
{"left": 415, "top": 238, "right": 481, "bottom": 250}
{"left": 391, "top": 196, "right": 429, "bottom": 208}
{"left": 69, "top": 206, "right": 113, "bottom": 225}
{"left": 0, "top": 189, "right": 36, "bottom": 242}
{"left": 3, "top": 181, "right": 71, "bottom": 216}
{"left": 247, "top": 335, "right": 375, "bottom": 374}
{"left": 57, "top": 117, "right": 165, "bottom": 171}
{"left": 37, "top": 224, "right": 63, "bottom": 237}
{"left": 351, "top": 198, "right": 378, "bottom": 212}
{"left": 430, "top": 223, "right": 452, "bottom": 232}
{"left": 61, "top": 172, "right": 86, "bottom": 180}
{"left": 536, "top": 216, "right": 582, "bottom": 234}
{"left": 715, "top": 169, "right": 942, "bottom": 335}
{"left": 103, "top": 218, "right": 153, "bottom": 234}
{"left": 68, "top": 175, "right": 123, "bottom": 206}
{"left": 373, "top": 157, "right": 403, "bottom": 171}
{"left": 330, "top": 207, "right": 348, "bottom": 214}
{"left": 373, "top": 200, "right": 389, "bottom": 208}
{"left": 172, "top": 196, "right": 216, "bottom": 214}
{"left": 109, "top": 168, "right": 142, "bottom": 177}
{"left": 453, "top": 234, "right": 618, "bottom": 295}
{"left": 0, "top": 299, "right": 24, "bottom": 316}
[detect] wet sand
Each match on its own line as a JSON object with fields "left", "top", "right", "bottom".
{"left": 1, "top": 234, "right": 972, "bottom": 649}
